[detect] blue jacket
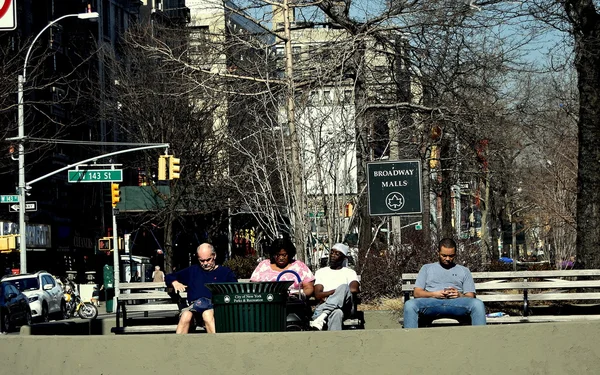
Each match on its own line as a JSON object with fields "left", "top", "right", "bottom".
{"left": 165, "top": 265, "right": 237, "bottom": 303}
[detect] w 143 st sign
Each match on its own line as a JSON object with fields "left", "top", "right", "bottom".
{"left": 0, "top": 0, "right": 16, "bottom": 31}
{"left": 367, "top": 160, "right": 423, "bottom": 216}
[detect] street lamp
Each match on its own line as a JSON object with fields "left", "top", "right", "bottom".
{"left": 17, "top": 12, "right": 99, "bottom": 273}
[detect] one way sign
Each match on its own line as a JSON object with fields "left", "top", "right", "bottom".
{"left": 0, "top": 0, "right": 17, "bottom": 31}
{"left": 9, "top": 201, "right": 37, "bottom": 212}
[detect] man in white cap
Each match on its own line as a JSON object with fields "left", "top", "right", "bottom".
{"left": 310, "top": 243, "right": 360, "bottom": 330}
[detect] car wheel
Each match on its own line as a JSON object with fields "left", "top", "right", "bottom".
{"left": 61, "top": 301, "right": 70, "bottom": 320}
{"left": 24, "top": 309, "right": 32, "bottom": 326}
{"left": 2, "top": 310, "right": 12, "bottom": 333}
{"left": 41, "top": 303, "right": 49, "bottom": 323}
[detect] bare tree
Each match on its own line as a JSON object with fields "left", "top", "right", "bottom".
{"left": 100, "top": 22, "right": 231, "bottom": 271}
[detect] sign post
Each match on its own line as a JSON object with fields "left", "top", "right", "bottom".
{"left": 367, "top": 160, "right": 423, "bottom": 216}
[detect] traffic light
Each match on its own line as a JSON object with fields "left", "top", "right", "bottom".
{"left": 111, "top": 183, "right": 120, "bottom": 207}
{"left": 0, "top": 235, "right": 17, "bottom": 253}
{"left": 169, "top": 156, "right": 181, "bottom": 179}
{"left": 344, "top": 202, "right": 354, "bottom": 218}
{"left": 158, "top": 155, "right": 168, "bottom": 181}
{"left": 98, "top": 238, "right": 112, "bottom": 251}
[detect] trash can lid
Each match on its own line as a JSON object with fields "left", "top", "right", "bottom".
{"left": 206, "top": 281, "right": 293, "bottom": 295}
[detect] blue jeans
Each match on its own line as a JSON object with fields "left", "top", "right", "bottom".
{"left": 403, "top": 297, "right": 486, "bottom": 328}
{"left": 312, "top": 284, "right": 354, "bottom": 330}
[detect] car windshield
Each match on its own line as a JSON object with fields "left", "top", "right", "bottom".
{"left": 5, "top": 277, "right": 39, "bottom": 292}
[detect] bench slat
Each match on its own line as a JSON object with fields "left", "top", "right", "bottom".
{"left": 118, "top": 292, "right": 184, "bottom": 300}
{"left": 528, "top": 293, "right": 600, "bottom": 301}
{"left": 118, "top": 282, "right": 167, "bottom": 290}
{"left": 402, "top": 280, "right": 600, "bottom": 292}
{"left": 476, "top": 294, "right": 525, "bottom": 302}
{"left": 475, "top": 280, "right": 600, "bottom": 289}
{"left": 122, "top": 304, "right": 180, "bottom": 312}
{"left": 402, "top": 269, "right": 600, "bottom": 281}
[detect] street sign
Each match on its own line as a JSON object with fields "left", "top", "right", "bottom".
{"left": 367, "top": 160, "right": 423, "bottom": 216}
{"left": 0, "top": 195, "right": 19, "bottom": 203}
{"left": 68, "top": 169, "right": 123, "bottom": 183}
{"left": 0, "top": 0, "right": 17, "bottom": 31}
{"left": 8, "top": 201, "right": 37, "bottom": 212}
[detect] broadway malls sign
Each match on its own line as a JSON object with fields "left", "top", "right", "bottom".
{"left": 367, "top": 160, "right": 423, "bottom": 216}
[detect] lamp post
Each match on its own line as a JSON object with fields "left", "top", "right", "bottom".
{"left": 17, "top": 12, "right": 99, "bottom": 273}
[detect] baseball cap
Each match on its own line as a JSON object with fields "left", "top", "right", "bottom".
{"left": 331, "top": 243, "right": 349, "bottom": 256}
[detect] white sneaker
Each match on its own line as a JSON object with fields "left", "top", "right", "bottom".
{"left": 309, "top": 312, "right": 328, "bottom": 331}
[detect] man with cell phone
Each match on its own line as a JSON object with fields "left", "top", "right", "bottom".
{"left": 403, "top": 238, "right": 486, "bottom": 328}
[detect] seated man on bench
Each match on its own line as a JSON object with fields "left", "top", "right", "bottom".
{"left": 166, "top": 243, "right": 237, "bottom": 334}
{"left": 403, "top": 238, "right": 486, "bottom": 328}
{"left": 310, "top": 243, "right": 360, "bottom": 331}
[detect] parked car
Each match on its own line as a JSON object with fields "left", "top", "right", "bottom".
{"left": 0, "top": 281, "right": 32, "bottom": 332}
{"left": 1, "top": 271, "right": 66, "bottom": 322}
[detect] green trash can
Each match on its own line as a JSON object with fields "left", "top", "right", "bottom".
{"left": 207, "top": 281, "right": 293, "bottom": 333}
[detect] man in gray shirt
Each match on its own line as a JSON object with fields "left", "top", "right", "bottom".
{"left": 403, "top": 238, "right": 486, "bottom": 328}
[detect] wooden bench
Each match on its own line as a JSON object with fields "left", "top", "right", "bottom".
{"left": 401, "top": 269, "right": 600, "bottom": 326}
{"left": 112, "top": 281, "right": 192, "bottom": 334}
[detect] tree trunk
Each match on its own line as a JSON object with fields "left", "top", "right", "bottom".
{"left": 354, "top": 42, "right": 372, "bottom": 269}
{"left": 567, "top": 1, "right": 600, "bottom": 268}
{"left": 421, "top": 154, "right": 432, "bottom": 250}
{"left": 164, "top": 213, "right": 174, "bottom": 273}
{"left": 479, "top": 170, "right": 491, "bottom": 263}
{"left": 440, "top": 136, "right": 453, "bottom": 239}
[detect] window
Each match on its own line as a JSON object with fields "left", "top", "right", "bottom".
{"left": 42, "top": 275, "right": 55, "bottom": 287}
{"left": 323, "top": 90, "right": 332, "bottom": 105}
{"left": 6, "top": 277, "right": 39, "bottom": 292}
{"left": 7, "top": 285, "right": 19, "bottom": 295}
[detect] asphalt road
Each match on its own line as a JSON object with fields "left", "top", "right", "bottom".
{"left": 2, "top": 308, "right": 115, "bottom": 336}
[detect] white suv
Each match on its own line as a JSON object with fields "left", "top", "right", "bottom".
{"left": 2, "top": 271, "right": 66, "bottom": 322}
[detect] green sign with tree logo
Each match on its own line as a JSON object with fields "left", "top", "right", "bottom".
{"left": 367, "top": 160, "right": 423, "bottom": 216}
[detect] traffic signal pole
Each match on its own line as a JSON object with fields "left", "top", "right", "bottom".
{"left": 112, "top": 208, "right": 120, "bottom": 305}
{"left": 111, "top": 183, "right": 121, "bottom": 305}
{"left": 8, "top": 143, "right": 168, "bottom": 273}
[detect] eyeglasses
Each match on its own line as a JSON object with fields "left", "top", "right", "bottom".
{"left": 274, "top": 253, "right": 289, "bottom": 259}
{"left": 198, "top": 256, "right": 214, "bottom": 263}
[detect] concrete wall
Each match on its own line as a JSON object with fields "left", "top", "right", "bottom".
{"left": 5, "top": 321, "right": 600, "bottom": 374}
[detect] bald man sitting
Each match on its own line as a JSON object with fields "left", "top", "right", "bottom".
{"left": 165, "top": 243, "right": 237, "bottom": 333}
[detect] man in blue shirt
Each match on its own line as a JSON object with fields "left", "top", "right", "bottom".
{"left": 166, "top": 243, "right": 237, "bottom": 333}
{"left": 403, "top": 238, "right": 486, "bottom": 328}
